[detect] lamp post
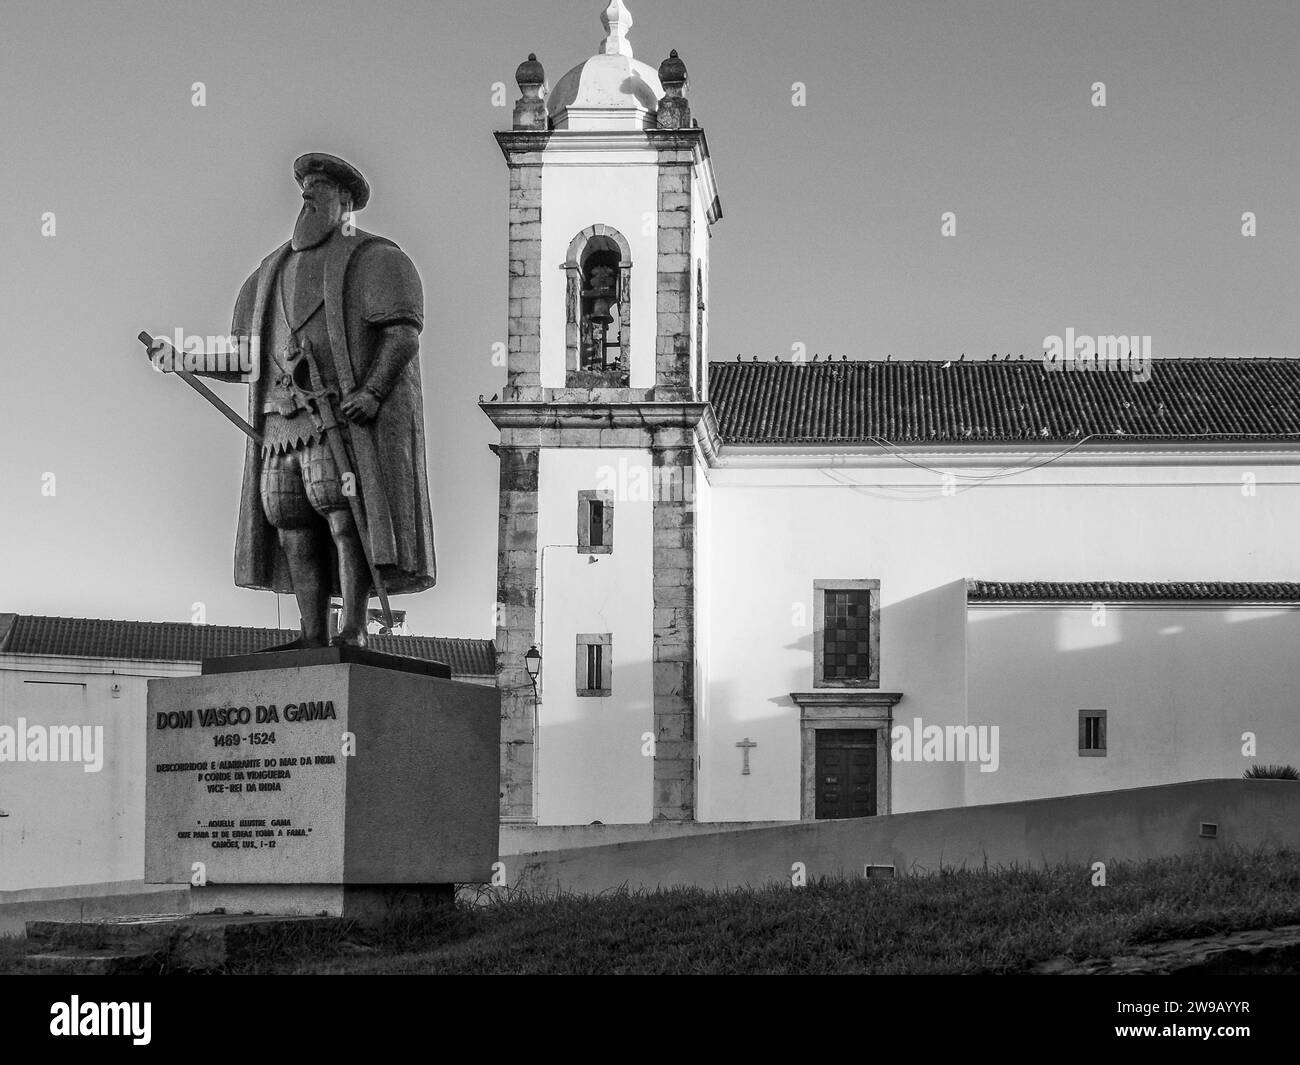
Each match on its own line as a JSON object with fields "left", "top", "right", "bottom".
{"left": 524, "top": 644, "right": 542, "bottom": 819}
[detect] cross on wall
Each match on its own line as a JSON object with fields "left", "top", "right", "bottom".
{"left": 735, "top": 737, "right": 757, "bottom": 775}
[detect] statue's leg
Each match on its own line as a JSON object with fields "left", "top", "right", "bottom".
{"left": 278, "top": 527, "right": 332, "bottom": 646}
{"left": 325, "top": 508, "right": 370, "bottom": 647}
{"left": 302, "top": 439, "right": 369, "bottom": 647}
{"left": 261, "top": 446, "right": 332, "bottom": 647}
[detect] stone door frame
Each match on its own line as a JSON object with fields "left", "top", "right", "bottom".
{"left": 791, "top": 691, "right": 903, "bottom": 820}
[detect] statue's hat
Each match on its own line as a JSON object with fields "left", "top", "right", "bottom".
{"left": 293, "top": 153, "right": 370, "bottom": 210}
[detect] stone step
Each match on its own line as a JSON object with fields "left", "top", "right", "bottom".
{"left": 25, "top": 913, "right": 346, "bottom": 971}
{"left": 26, "top": 913, "right": 189, "bottom": 954}
{"left": 23, "top": 949, "right": 159, "bottom": 976}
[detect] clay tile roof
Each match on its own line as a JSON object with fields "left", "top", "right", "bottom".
{"left": 707, "top": 358, "right": 1300, "bottom": 444}
{"left": 966, "top": 581, "right": 1300, "bottom": 603}
{"left": 0, "top": 614, "right": 495, "bottom": 677}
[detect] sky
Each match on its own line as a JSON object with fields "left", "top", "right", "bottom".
{"left": 2, "top": 0, "right": 1298, "bottom": 640}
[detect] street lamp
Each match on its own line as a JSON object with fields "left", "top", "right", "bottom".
{"left": 524, "top": 644, "right": 542, "bottom": 693}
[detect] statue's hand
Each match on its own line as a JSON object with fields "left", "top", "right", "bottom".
{"left": 341, "top": 388, "right": 380, "bottom": 423}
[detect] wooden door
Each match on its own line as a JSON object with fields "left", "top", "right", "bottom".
{"left": 815, "top": 729, "right": 877, "bottom": 819}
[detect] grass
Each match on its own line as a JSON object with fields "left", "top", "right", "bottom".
{"left": 280, "top": 846, "right": 1300, "bottom": 974}
{"left": 5, "top": 847, "right": 1298, "bottom": 974}
{"left": 0, "top": 935, "right": 31, "bottom": 972}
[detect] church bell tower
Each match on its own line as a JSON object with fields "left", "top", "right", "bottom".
{"left": 482, "top": 1, "right": 722, "bottom": 825}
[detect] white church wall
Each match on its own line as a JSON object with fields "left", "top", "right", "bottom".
{"left": 966, "top": 603, "right": 1300, "bottom": 805}
{"left": 703, "top": 452, "right": 1300, "bottom": 820}
{"left": 692, "top": 456, "right": 714, "bottom": 819}
{"left": 704, "top": 487, "right": 968, "bottom": 819}
{"left": 537, "top": 157, "right": 660, "bottom": 389}
{"left": 536, "top": 447, "right": 655, "bottom": 825}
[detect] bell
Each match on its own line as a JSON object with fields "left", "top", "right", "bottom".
{"left": 584, "top": 261, "right": 617, "bottom": 326}
{"left": 589, "top": 295, "right": 614, "bottom": 325}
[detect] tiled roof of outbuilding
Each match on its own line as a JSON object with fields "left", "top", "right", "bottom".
{"left": 707, "top": 358, "right": 1300, "bottom": 444}
{"left": 0, "top": 614, "right": 496, "bottom": 677}
{"left": 966, "top": 581, "right": 1300, "bottom": 603}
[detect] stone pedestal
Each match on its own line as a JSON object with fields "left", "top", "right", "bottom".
{"left": 145, "top": 649, "right": 499, "bottom": 921}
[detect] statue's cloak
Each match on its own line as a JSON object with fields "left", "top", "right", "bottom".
{"left": 230, "top": 227, "right": 436, "bottom": 596}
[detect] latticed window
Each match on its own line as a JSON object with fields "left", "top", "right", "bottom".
{"left": 814, "top": 580, "right": 880, "bottom": 688}
{"left": 823, "top": 590, "right": 873, "bottom": 680}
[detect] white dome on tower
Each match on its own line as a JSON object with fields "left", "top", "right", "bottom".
{"left": 548, "top": 1, "right": 664, "bottom": 131}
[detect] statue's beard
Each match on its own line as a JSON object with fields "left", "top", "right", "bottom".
{"left": 292, "top": 203, "right": 338, "bottom": 250}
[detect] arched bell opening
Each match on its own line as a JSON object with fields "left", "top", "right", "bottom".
{"left": 564, "top": 224, "right": 632, "bottom": 386}
{"left": 579, "top": 239, "right": 623, "bottom": 372}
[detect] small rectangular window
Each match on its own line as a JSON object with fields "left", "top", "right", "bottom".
{"left": 576, "top": 633, "right": 612, "bottom": 696}
{"left": 577, "top": 490, "right": 614, "bottom": 554}
{"left": 1079, "top": 710, "right": 1107, "bottom": 756}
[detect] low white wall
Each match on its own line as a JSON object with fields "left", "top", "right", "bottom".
{"left": 504, "top": 780, "right": 1300, "bottom": 895}
{"left": 0, "top": 656, "right": 193, "bottom": 891}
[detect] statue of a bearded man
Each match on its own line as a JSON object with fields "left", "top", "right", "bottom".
{"left": 193, "top": 153, "right": 436, "bottom": 648}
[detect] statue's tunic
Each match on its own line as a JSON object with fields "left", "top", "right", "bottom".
{"left": 229, "top": 227, "right": 436, "bottom": 596}
{"left": 255, "top": 249, "right": 347, "bottom": 528}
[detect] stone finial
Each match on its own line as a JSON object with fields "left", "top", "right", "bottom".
{"left": 657, "top": 48, "right": 691, "bottom": 129}
{"left": 658, "top": 49, "right": 687, "bottom": 93}
{"left": 600, "top": 0, "right": 634, "bottom": 58}
{"left": 516, "top": 53, "right": 546, "bottom": 95}
{"left": 513, "top": 52, "right": 549, "bottom": 130}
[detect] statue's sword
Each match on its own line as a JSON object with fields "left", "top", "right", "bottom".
{"left": 137, "top": 333, "right": 263, "bottom": 445}
{"left": 288, "top": 339, "right": 395, "bottom": 631}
